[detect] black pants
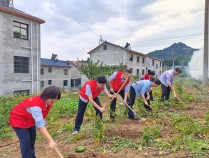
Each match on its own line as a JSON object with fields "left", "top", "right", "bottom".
{"left": 127, "top": 86, "right": 138, "bottom": 118}
{"left": 130, "top": 86, "right": 151, "bottom": 111}
{"left": 149, "top": 90, "right": 154, "bottom": 100}
{"left": 110, "top": 89, "right": 125, "bottom": 119}
{"left": 74, "top": 97, "right": 102, "bottom": 131}
{"left": 161, "top": 83, "right": 171, "bottom": 101}
{"left": 13, "top": 126, "right": 36, "bottom": 158}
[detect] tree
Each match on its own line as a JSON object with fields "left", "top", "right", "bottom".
{"left": 77, "top": 60, "right": 127, "bottom": 80}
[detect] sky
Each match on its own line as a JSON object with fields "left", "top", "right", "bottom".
{"left": 14, "top": 0, "right": 205, "bottom": 61}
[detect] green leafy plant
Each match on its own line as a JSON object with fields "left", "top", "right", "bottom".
{"left": 141, "top": 126, "right": 161, "bottom": 146}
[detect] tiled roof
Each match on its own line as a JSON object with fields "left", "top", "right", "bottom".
{"left": 87, "top": 41, "right": 146, "bottom": 57}
{"left": 87, "top": 41, "right": 163, "bottom": 61}
{"left": 41, "top": 58, "right": 72, "bottom": 68}
{"left": 0, "top": 4, "right": 44, "bottom": 23}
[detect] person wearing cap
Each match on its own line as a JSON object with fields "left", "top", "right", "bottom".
{"left": 9, "top": 86, "right": 61, "bottom": 158}
{"left": 107, "top": 69, "right": 132, "bottom": 121}
{"left": 159, "top": 67, "right": 182, "bottom": 102}
{"left": 129, "top": 79, "right": 161, "bottom": 112}
{"left": 72, "top": 75, "right": 114, "bottom": 135}
{"left": 140, "top": 71, "right": 155, "bottom": 101}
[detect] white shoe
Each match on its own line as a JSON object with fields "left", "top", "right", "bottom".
{"left": 71, "top": 130, "right": 78, "bottom": 135}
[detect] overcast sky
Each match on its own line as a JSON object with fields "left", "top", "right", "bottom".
{"left": 14, "top": 0, "right": 205, "bottom": 60}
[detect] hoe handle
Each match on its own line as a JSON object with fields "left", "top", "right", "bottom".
{"left": 104, "top": 76, "right": 131, "bottom": 109}
{"left": 54, "top": 147, "right": 64, "bottom": 158}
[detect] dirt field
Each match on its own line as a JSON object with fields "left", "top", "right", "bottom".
{"left": 0, "top": 88, "right": 209, "bottom": 158}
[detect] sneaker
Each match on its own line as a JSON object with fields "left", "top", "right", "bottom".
{"left": 71, "top": 130, "right": 78, "bottom": 135}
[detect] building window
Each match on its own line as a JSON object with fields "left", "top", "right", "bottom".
{"left": 137, "top": 56, "right": 140, "bottom": 62}
{"left": 152, "top": 60, "right": 155, "bottom": 66}
{"left": 160, "top": 62, "right": 162, "bottom": 67}
{"left": 137, "top": 69, "right": 139, "bottom": 75}
{"left": 142, "top": 58, "right": 145, "bottom": 64}
{"left": 14, "top": 56, "right": 29, "bottom": 73}
{"left": 13, "top": 21, "right": 28, "bottom": 40}
{"left": 40, "top": 81, "right": 44, "bottom": 88}
{"left": 71, "top": 78, "right": 81, "bottom": 88}
{"left": 159, "top": 71, "right": 161, "bottom": 76}
{"left": 48, "top": 80, "right": 52, "bottom": 85}
{"left": 14, "top": 90, "right": 30, "bottom": 95}
{"left": 142, "top": 69, "right": 145, "bottom": 75}
{"left": 40, "top": 68, "right": 44, "bottom": 75}
{"left": 156, "top": 64, "right": 158, "bottom": 69}
{"left": 129, "top": 54, "right": 133, "bottom": 61}
{"left": 63, "top": 80, "right": 68, "bottom": 86}
{"left": 64, "top": 69, "right": 68, "bottom": 75}
{"left": 103, "top": 45, "right": 107, "bottom": 50}
{"left": 48, "top": 67, "right": 52, "bottom": 73}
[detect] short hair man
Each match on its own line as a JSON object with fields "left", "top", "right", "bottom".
{"left": 72, "top": 75, "right": 114, "bottom": 134}
{"left": 108, "top": 69, "right": 132, "bottom": 120}
{"left": 129, "top": 79, "right": 161, "bottom": 113}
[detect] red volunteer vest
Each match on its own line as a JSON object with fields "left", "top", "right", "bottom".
{"left": 80, "top": 80, "right": 104, "bottom": 100}
{"left": 144, "top": 74, "right": 154, "bottom": 80}
{"left": 9, "top": 96, "right": 52, "bottom": 128}
{"left": 111, "top": 72, "right": 130, "bottom": 91}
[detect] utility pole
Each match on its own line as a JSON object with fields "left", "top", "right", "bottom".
{"left": 203, "top": 0, "right": 209, "bottom": 85}
{"left": 172, "top": 49, "right": 175, "bottom": 69}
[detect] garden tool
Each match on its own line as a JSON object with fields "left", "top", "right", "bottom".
{"left": 114, "top": 91, "right": 146, "bottom": 121}
{"left": 172, "top": 87, "right": 181, "bottom": 103}
{"left": 104, "top": 76, "right": 131, "bottom": 109}
{"left": 54, "top": 146, "right": 64, "bottom": 158}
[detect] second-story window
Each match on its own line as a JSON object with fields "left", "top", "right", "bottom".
{"left": 103, "top": 45, "right": 107, "bottom": 50}
{"left": 160, "top": 62, "right": 162, "bottom": 67}
{"left": 13, "top": 21, "right": 28, "bottom": 40}
{"left": 152, "top": 60, "right": 155, "bottom": 66}
{"left": 48, "top": 67, "right": 52, "bottom": 73}
{"left": 14, "top": 56, "right": 29, "bottom": 73}
{"left": 156, "top": 64, "right": 158, "bottom": 69}
{"left": 142, "top": 58, "right": 145, "bottom": 64}
{"left": 129, "top": 54, "right": 133, "bottom": 61}
{"left": 64, "top": 69, "right": 68, "bottom": 75}
{"left": 137, "top": 56, "right": 140, "bottom": 62}
{"left": 40, "top": 68, "right": 44, "bottom": 75}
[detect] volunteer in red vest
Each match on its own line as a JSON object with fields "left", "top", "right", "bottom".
{"left": 108, "top": 69, "right": 132, "bottom": 120}
{"left": 72, "top": 75, "right": 114, "bottom": 135}
{"left": 140, "top": 71, "right": 155, "bottom": 101}
{"left": 9, "top": 86, "right": 61, "bottom": 158}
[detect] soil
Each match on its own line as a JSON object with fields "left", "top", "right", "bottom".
{"left": 1, "top": 89, "right": 209, "bottom": 158}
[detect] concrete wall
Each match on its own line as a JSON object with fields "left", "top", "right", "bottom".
{"left": 71, "top": 67, "right": 88, "bottom": 86}
{"left": 0, "top": 11, "right": 41, "bottom": 95}
{"left": 40, "top": 66, "right": 71, "bottom": 91}
{"left": 90, "top": 43, "right": 163, "bottom": 77}
{"left": 90, "top": 44, "right": 126, "bottom": 65}
{"left": 127, "top": 53, "right": 147, "bottom": 76}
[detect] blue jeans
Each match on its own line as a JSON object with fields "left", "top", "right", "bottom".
{"left": 13, "top": 126, "right": 36, "bottom": 158}
{"left": 74, "top": 97, "right": 102, "bottom": 131}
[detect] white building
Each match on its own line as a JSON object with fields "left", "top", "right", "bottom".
{"left": 88, "top": 41, "right": 163, "bottom": 77}
{"left": 0, "top": 0, "right": 44, "bottom": 95}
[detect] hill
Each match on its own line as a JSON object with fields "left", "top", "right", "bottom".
{"left": 148, "top": 42, "right": 199, "bottom": 66}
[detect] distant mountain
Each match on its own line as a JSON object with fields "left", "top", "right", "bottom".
{"left": 148, "top": 42, "right": 199, "bottom": 66}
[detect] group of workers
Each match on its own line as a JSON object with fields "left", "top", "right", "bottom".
{"left": 9, "top": 67, "right": 182, "bottom": 158}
